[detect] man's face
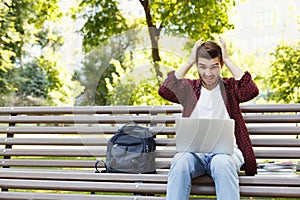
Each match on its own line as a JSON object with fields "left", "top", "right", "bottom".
{"left": 197, "top": 57, "right": 223, "bottom": 90}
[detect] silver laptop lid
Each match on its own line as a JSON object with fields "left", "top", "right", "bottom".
{"left": 175, "top": 118, "right": 235, "bottom": 154}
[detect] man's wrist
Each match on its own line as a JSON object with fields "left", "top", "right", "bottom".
{"left": 175, "top": 61, "right": 194, "bottom": 79}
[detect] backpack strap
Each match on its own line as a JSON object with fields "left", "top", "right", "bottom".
{"left": 95, "top": 160, "right": 107, "bottom": 173}
{"left": 120, "top": 122, "right": 138, "bottom": 129}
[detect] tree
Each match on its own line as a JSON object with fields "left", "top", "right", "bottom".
{"left": 0, "top": 0, "right": 62, "bottom": 71}
{"left": 72, "top": 0, "right": 236, "bottom": 105}
{"left": 15, "top": 63, "right": 48, "bottom": 98}
{"left": 0, "top": 0, "right": 81, "bottom": 106}
{"left": 74, "top": 0, "right": 235, "bottom": 75}
{"left": 75, "top": 29, "right": 138, "bottom": 105}
{"left": 266, "top": 41, "right": 300, "bottom": 103}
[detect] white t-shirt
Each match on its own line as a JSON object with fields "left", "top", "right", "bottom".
{"left": 190, "top": 84, "right": 230, "bottom": 119}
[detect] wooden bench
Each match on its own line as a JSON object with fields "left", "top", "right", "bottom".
{"left": 0, "top": 104, "right": 299, "bottom": 199}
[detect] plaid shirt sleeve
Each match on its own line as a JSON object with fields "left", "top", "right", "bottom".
{"left": 158, "top": 71, "right": 198, "bottom": 106}
{"left": 224, "top": 71, "right": 259, "bottom": 175}
{"left": 233, "top": 71, "right": 259, "bottom": 103}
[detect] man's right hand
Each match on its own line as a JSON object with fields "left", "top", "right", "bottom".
{"left": 188, "top": 38, "right": 204, "bottom": 65}
{"left": 175, "top": 38, "right": 203, "bottom": 79}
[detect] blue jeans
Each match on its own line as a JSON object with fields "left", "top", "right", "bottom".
{"left": 166, "top": 149, "right": 244, "bottom": 200}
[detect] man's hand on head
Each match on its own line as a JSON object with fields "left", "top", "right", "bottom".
{"left": 175, "top": 38, "right": 204, "bottom": 79}
{"left": 219, "top": 36, "right": 244, "bottom": 80}
{"left": 188, "top": 38, "right": 204, "bottom": 66}
{"left": 219, "top": 36, "right": 229, "bottom": 64}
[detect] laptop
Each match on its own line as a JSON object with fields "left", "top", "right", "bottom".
{"left": 175, "top": 117, "right": 235, "bottom": 154}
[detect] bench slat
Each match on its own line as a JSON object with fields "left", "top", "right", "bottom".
{"left": 0, "top": 126, "right": 111, "bottom": 134}
{"left": 0, "top": 116, "right": 177, "bottom": 124}
{"left": 0, "top": 179, "right": 167, "bottom": 194}
{"left": 0, "top": 138, "right": 174, "bottom": 146}
{"left": 1, "top": 148, "right": 300, "bottom": 159}
{"left": 0, "top": 106, "right": 183, "bottom": 115}
{"left": 0, "top": 159, "right": 171, "bottom": 169}
{"left": 0, "top": 192, "right": 165, "bottom": 200}
{"left": 248, "top": 126, "right": 300, "bottom": 135}
{"left": 1, "top": 138, "right": 299, "bottom": 147}
{"left": 240, "top": 104, "right": 300, "bottom": 113}
{"left": 0, "top": 115, "right": 299, "bottom": 124}
{"left": 243, "top": 114, "right": 300, "bottom": 123}
{"left": 0, "top": 159, "right": 97, "bottom": 168}
{"left": 0, "top": 104, "right": 298, "bottom": 115}
{"left": 0, "top": 126, "right": 299, "bottom": 135}
{"left": 0, "top": 126, "right": 175, "bottom": 134}
{"left": 238, "top": 186, "right": 300, "bottom": 198}
{"left": 0, "top": 170, "right": 168, "bottom": 182}
{"left": 254, "top": 149, "right": 300, "bottom": 159}
{"left": 251, "top": 138, "right": 300, "bottom": 147}
{"left": 1, "top": 158, "right": 299, "bottom": 171}
{"left": 0, "top": 178, "right": 300, "bottom": 198}
{"left": 0, "top": 149, "right": 107, "bottom": 157}
{"left": 0, "top": 169, "right": 299, "bottom": 186}
{"left": 0, "top": 138, "right": 108, "bottom": 146}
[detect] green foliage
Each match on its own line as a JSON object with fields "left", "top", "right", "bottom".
{"left": 0, "top": 0, "right": 81, "bottom": 106}
{"left": 15, "top": 63, "right": 48, "bottom": 98}
{"left": 0, "top": 0, "right": 62, "bottom": 71}
{"left": 106, "top": 49, "right": 184, "bottom": 106}
{"left": 74, "top": 0, "right": 235, "bottom": 47}
{"left": 75, "top": 29, "right": 138, "bottom": 105}
{"left": 0, "top": 66, "right": 15, "bottom": 95}
{"left": 71, "top": 0, "right": 128, "bottom": 52}
{"left": 73, "top": 0, "right": 236, "bottom": 106}
{"left": 148, "top": 0, "right": 235, "bottom": 40}
{"left": 266, "top": 41, "right": 300, "bottom": 103}
{"left": 37, "top": 50, "right": 79, "bottom": 106}
{"left": 0, "top": 62, "right": 50, "bottom": 106}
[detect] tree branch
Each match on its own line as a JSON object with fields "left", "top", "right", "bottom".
{"left": 139, "top": 0, "right": 154, "bottom": 27}
{"left": 3, "top": 2, "right": 11, "bottom": 9}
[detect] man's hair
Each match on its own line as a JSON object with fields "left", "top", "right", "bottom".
{"left": 196, "top": 41, "right": 223, "bottom": 64}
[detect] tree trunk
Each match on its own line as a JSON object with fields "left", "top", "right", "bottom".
{"left": 140, "top": 0, "right": 163, "bottom": 78}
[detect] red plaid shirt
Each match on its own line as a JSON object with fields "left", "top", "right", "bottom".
{"left": 158, "top": 71, "right": 259, "bottom": 175}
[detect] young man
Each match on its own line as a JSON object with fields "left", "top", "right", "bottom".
{"left": 158, "top": 37, "right": 259, "bottom": 200}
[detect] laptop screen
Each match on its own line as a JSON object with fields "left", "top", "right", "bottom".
{"left": 175, "top": 117, "right": 235, "bottom": 154}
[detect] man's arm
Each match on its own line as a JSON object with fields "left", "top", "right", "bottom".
{"left": 219, "top": 37, "right": 259, "bottom": 101}
{"left": 233, "top": 72, "right": 259, "bottom": 102}
{"left": 175, "top": 38, "right": 203, "bottom": 79}
{"left": 219, "top": 37, "right": 244, "bottom": 80}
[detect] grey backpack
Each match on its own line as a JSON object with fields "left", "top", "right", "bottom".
{"left": 95, "top": 123, "right": 156, "bottom": 174}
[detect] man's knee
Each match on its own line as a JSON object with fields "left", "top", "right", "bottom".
{"left": 210, "top": 154, "right": 236, "bottom": 175}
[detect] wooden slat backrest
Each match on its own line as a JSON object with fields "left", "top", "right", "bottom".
{"left": 0, "top": 104, "right": 297, "bottom": 115}
{"left": 0, "top": 114, "right": 299, "bottom": 124}
{"left": 0, "top": 106, "right": 182, "bottom": 115}
{"left": 0, "top": 104, "right": 299, "bottom": 171}
{"left": 0, "top": 126, "right": 299, "bottom": 135}
{"left": 1, "top": 137, "right": 300, "bottom": 147}
{"left": 1, "top": 148, "right": 300, "bottom": 159}
{"left": 240, "top": 104, "right": 300, "bottom": 112}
